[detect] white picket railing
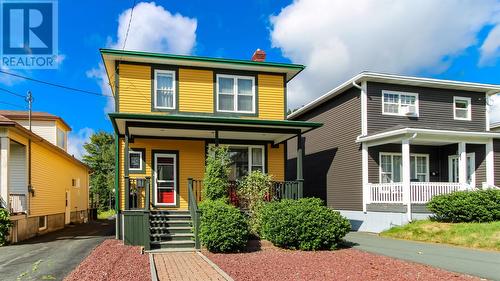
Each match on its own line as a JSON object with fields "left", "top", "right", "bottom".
{"left": 368, "top": 182, "right": 472, "bottom": 204}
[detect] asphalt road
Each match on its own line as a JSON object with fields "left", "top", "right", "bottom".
{"left": 346, "top": 231, "right": 500, "bottom": 281}
{"left": 0, "top": 219, "right": 114, "bottom": 281}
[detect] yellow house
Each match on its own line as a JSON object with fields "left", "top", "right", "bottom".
{"left": 101, "top": 49, "right": 321, "bottom": 250}
{"left": 0, "top": 111, "right": 90, "bottom": 242}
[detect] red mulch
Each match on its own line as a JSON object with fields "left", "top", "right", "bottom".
{"left": 205, "top": 241, "right": 481, "bottom": 281}
{"left": 64, "top": 239, "right": 150, "bottom": 281}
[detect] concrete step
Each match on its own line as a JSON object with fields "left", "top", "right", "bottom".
{"left": 151, "top": 240, "right": 195, "bottom": 249}
{"left": 150, "top": 233, "right": 194, "bottom": 241}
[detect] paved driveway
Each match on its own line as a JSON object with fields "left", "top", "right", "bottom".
{"left": 346, "top": 232, "right": 500, "bottom": 281}
{"left": 0, "top": 219, "right": 114, "bottom": 281}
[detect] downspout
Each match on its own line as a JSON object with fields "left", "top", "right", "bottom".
{"left": 352, "top": 80, "right": 362, "bottom": 90}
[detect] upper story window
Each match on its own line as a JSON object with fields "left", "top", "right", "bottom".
{"left": 154, "top": 70, "right": 176, "bottom": 110}
{"left": 216, "top": 74, "right": 255, "bottom": 114}
{"left": 56, "top": 128, "right": 66, "bottom": 149}
{"left": 453, "top": 96, "right": 471, "bottom": 121}
{"left": 382, "top": 90, "right": 419, "bottom": 117}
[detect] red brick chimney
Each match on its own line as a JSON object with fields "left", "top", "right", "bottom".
{"left": 251, "top": 49, "right": 266, "bottom": 62}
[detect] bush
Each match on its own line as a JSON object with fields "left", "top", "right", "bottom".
{"left": 199, "top": 200, "right": 249, "bottom": 253}
{"left": 202, "top": 146, "right": 230, "bottom": 201}
{"left": 259, "top": 198, "right": 350, "bottom": 250}
{"left": 427, "top": 189, "right": 500, "bottom": 223}
{"left": 0, "top": 208, "right": 12, "bottom": 246}
{"left": 237, "top": 171, "right": 272, "bottom": 235}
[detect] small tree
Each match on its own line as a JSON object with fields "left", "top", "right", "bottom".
{"left": 202, "top": 146, "right": 230, "bottom": 201}
{"left": 237, "top": 171, "right": 272, "bottom": 235}
{"left": 0, "top": 208, "right": 12, "bottom": 246}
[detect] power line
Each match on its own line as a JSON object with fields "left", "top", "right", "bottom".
{"left": 0, "top": 87, "right": 25, "bottom": 98}
{"left": 122, "top": 0, "right": 137, "bottom": 50}
{"left": 0, "top": 69, "right": 112, "bottom": 97}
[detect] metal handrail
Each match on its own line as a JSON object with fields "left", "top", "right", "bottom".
{"left": 187, "top": 178, "right": 201, "bottom": 250}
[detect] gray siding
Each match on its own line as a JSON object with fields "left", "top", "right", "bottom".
{"left": 367, "top": 82, "right": 487, "bottom": 134}
{"left": 495, "top": 140, "right": 500, "bottom": 186}
{"left": 287, "top": 87, "right": 363, "bottom": 211}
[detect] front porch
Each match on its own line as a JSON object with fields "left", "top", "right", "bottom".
{"left": 358, "top": 127, "right": 500, "bottom": 219}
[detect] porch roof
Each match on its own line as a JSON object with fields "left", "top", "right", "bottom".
{"left": 356, "top": 127, "right": 500, "bottom": 146}
{"left": 109, "top": 113, "right": 322, "bottom": 144}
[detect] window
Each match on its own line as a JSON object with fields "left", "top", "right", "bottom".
{"left": 217, "top": 74, "right": 255, "bottom": 113}
{"left": 382, "top": 90, "right": 419, "bottom": 116}
{"left": 38, "top": 216, "right": 47, "bottom": 231}
{"left": 56, "top": 128, "right": 66, "bottom": 149}
{"left": 154, "top": 70, "right": 176, "bottom": 109}
{"left": 129, "top": 151, "right": 143, "bottom": 171}
{"left": 454, "top": 97, "right": 471, "bottom": 120}
{"left": 211, "top": 145, "right": 263, "bottom": 180}
{"left": 379, "top": 153, "right": 429, "bottom": 183}
{"left": 449, "top": 153, "right": 475, "bottom": 186}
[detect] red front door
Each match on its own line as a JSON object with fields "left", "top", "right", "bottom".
{"left": 154, "top": 153, "right": 177, "bottom": 206}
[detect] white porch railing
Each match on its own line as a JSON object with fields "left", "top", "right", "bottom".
{"left": 9, "top": 193, "right": 27, "bottom": 214}
{"left": 368, "top": 182, "right": 472, "bottom": 204}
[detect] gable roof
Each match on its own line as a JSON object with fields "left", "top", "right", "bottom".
{"left": 288, "top": 72, "right": 500, "bottom": 120}
{"left": 0, "top": 110, "right": 72, "bottom": 131}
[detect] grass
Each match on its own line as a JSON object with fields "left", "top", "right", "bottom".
{"left": 381, "top": 220, "right": 500, "bottom": 251}
{"left": 97, "top": 209, "right": 116, "bottom": 220}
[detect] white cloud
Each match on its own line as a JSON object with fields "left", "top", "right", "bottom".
{"left": 86, "top": 63, "right": 114, "bottom": 113}
{"left": 270, "top": 0, "right": 500, "bottom": 108}
{"left": 68, "top": 127, "right": 94, "bottom": 160}
{"left": 109, "top": 1, "right": 197, "bottom": 54}
{"left": 489, "top": 94, "right": 500, "bottom": 124}
{"left": 479, "top": 24, "right": 500, "bottom": 66}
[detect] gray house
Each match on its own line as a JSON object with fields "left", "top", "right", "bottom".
{"left": 287, "top": 72, "right": 500, "bottom": 232}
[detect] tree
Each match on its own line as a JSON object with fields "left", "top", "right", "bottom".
{"left": 202, "top": 146, "right": 230, "bottom": 201}
{"left": 82, "top": 132, "right": 115, "bottom": 210}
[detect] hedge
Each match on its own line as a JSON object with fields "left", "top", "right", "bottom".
{"left": 427, "top": 189, "right": 500, "bottom": 223}
{"left": 0, "top": 208, "right": 12, "bottom": 246}
{"left": 199, "top": 200, "right": 249, "bottom": 252}
{"left": 259, "top": 198, "right": 350, "bottom": 250}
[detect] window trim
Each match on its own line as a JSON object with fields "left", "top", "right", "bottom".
{"left": 453, "top": 96, "right": 471, "bottom": 121}
{"left": 216, "top": 74, "right": 256, "bottom": 114}
{"left": 38, "top": 215, "right": 47, "bottom": 231}
{"left": 381, "top": 90, "right": 419, "bottom": 117}
{"left": 379, "top": 152, "right": 429, "bottom": 183}
{"left": 153, "top": 69, "right": 176, "bottom": 110}
{"left": 56, "top": 128, "right": 66, "bottom": 149}
{"left": 209, "top": 144, "right": 266, "bottom": 177}
{"left": 448, "top": 152, "right": 475, "bottom": 187}
{"left": 128, "top": 148, "right": 146, "bottom": 174}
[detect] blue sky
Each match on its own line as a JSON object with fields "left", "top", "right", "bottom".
{"left": 1, "top": 0, "right": 500, "bottom": 157}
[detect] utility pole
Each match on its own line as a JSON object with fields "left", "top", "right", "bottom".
{"left": 25, "top": 91, "right": 33, "bottom": 131}
{"left": 26, "top": 91, "right": 33, "bottom": 202}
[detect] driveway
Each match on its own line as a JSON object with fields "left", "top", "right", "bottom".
{"left": 0, "top": 219, "right": 114, "bottom": 281}
{"left": 346, "top": 232, "right": 500, "bottom": 281}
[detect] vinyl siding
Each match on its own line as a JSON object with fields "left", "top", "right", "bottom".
{"left": 8, "top": 130, "right": 89, "bottom": 217}
{"left": 258, "top": 74, "right": 284, "bottom": 120}
{"left": 8, "top": 142, "right": 26, "bottom": 194}
{"left": 367, "top": 82, "right": 487, "bottom": 133}
{"left": 494, "top": 140, "right": 500, "bottom": 187}
{"left": 267, "top": 143, "right": 284, "bottom": 181}
{"left": 287, "top": 87, "right": 362, "bottom": 210}
{"left": 14, "top": 120, "right": 57, "bottom": 145}
{"left": 118, "top": 64, "right": 151, "bottom": 113}
{"left": 179, "top": 68, "right": 213, "bottom": 113}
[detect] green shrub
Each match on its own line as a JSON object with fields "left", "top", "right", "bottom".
{"left": 202, "top": 146, "right": 230, "bottom": 201}
{"left": 237, "top": 171, "right": 272, "bottom": 235}
{"left": 199, "top": 200, "right": 249, "bottom": 253}
{"left": 0, "top": 208, "right": 12, "bottom": 246}
{"left": 427, "top": 189, "right": 500, "bottom": 223}
{"left": 259, "top": 198, "right": 350, "bottom": 250}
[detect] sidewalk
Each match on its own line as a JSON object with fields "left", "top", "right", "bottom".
{"left": 153, "top": 252, "right": 232, "bottom": 281}
{"left": 346, "top": 232, "right": 500, "bottom": 281}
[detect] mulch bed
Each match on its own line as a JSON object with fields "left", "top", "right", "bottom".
{"left": 64, "top": 239, "right": 150, "bottom": 281}
{"left": 205, "top": 240, "right": 481, "bottom": 281}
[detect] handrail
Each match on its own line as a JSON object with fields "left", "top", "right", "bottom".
{"left": 188, "top": 178, "right": 201, "bottom": 250}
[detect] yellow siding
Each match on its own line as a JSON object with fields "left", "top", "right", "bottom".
{"left": 9, "top": 130, "right": 89, "bottom": 217}
{"left": 118, "top": 64, "right": 151, "bottom": 113}
{"left": 179, "top": 68, "right": 213, "bottom": 113}
{"left": 267, "top": 143, "right": 285, "bottom": 181}
{"left": 119, "top": 138, "right": 205, "bottom": 210}
{"left": 258, "top": 74, "right": 285, "bottom": 120}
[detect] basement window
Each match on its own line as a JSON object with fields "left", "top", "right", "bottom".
{"left": 38, "top": 216, "right": 47, "bottom": 231}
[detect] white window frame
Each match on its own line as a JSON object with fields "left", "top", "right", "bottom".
{"left": 154, "top": 69, "right": 176, "bottom": 110}
{"left": 129, "top": 151, "right": 143, "bottom": 171}
{"left": 382, "top": 90, "right": 419, "bottom": 117}
{"left": 453, "top": 96, "right": 471, "bottom": 121}
{"left": 154, "top": 153, "right": 177, "bottom": 207}
{"left": 209, "top": 144, "right": 265, "bottom": 175}
{"left": 216, "top": 74, "right": 256, "bottom": 114}
{"left": 379, "top": 152, "right": 429, "bottom": 183}
{"left": 38, "top": 215, "right": 47, "bottom": 231}
{"left": 56, "top": 128, "right": 66, "bottom": 149}
{"left": 448, "top": 152, "right": 475, "bottom": 187}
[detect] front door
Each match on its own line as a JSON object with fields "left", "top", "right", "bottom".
{"left": 449, "top": 153, "right": 475, "bottom": 186}
{"left": 65, "top": 190, "right": 71, "bottom": 224}
{"left": 154, "top": 153, "right": 177, "bottom": 206}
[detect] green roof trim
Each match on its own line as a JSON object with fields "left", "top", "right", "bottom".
{"left": 108, "top": 113, "right": 322, "bottom": 129}
{"left": 100, "top": 48, "right": 305, "bottom": 70}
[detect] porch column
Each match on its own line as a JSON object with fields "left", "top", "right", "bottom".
{"left": 402, "top": 139, "right": 411, "bottom": 221}
{"left": 0, "top": 136, "right": 9, "bottom": 210}
{"left": 362, "top": 143, "right": 369, "bottom": 213}
{"left": 296, "top": 132, "right": 303, "bottom": 198}
{"left": 458, "top": 142, "right": 467, "bottom": 185}
{"left": 124, "top": 134, "right": 130, "bottom": 210}
{"left": 214, "top": 130, "right": 219, "bottom": 146}
{"left": 486, "top": 139, "right": 494, "bottom": 187}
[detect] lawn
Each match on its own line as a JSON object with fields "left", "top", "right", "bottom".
{"left": 381, "top": 220, "right": 500, "bottom": 251}
{"left": 97, "top": 209, "right": 116, "bottom": 220}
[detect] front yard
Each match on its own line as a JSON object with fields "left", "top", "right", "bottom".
{"left": 381, "top": 220, "right": 500, "bottom": 251}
